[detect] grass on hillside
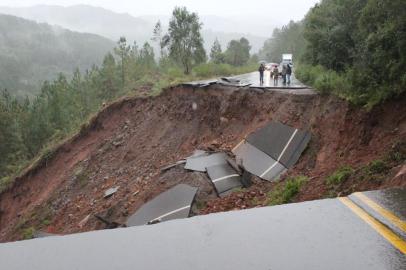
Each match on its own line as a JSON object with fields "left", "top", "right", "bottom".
{"left": 0, "top": 63, "right": 256, "bottom": 194}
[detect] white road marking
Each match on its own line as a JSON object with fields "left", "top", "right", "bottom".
{"left": 277, "top": 129, "right": 298, "bottom": 161}
{"left": 260, "top": 129, "right": 298, "bottom": 178}
{"left": 212, "top": 174, "right": 240, "bottom": 183}
{"left": 149, "top": 205, "right": 190, "bottom": 223}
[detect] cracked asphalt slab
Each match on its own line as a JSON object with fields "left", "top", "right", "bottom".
{"left": 183, "top": 71, "right": 316, "bottom": 95}
{"left": 0, "top": 189, "right": 405, "bottom": 270}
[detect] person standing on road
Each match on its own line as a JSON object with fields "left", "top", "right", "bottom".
{"left": 286, "top": 63, "right": 292, "bottom": 85}
{"left": 273, "top": 66, "right": 279, "bottom": 86}
{"left": 258, "top": 63, "right": 265, "bottom": 85}
{"left": 281, "top": 64, "right": 287, "bottom": 84}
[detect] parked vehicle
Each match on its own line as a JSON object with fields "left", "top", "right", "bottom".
{"left": 282, "top": 54, "right": 293, "bottom": 64}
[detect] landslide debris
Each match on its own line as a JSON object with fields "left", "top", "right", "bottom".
{"left": 0, "top": 85, "right": 405, "bottom": 242}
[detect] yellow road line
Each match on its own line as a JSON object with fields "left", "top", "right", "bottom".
{"left": 339, "top": 197, "right": 406, "bottom": 254}
{"left": 353, "top": 192, "right": 406, "bottom": 232}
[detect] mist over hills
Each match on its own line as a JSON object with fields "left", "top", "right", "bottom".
{"left": 0, "top": 13, "right": 115, "bottom": 97}
{"left": 0, "top": 5, "right": 271, "bottom": 53}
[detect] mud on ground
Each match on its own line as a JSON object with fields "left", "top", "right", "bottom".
{"left": 0, "top": 85, "right": 405, "bottom": 242}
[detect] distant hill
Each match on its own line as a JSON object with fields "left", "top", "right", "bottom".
{"left": 0, "top": 5, "right": 269, "bottom": 53}
{"left": 0, "top": 14, "right": 115, "bottom": 97}
{"left": 0, "top": 5, "right": 152, "bottom": 47}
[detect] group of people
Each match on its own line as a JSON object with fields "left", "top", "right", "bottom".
{"left": 258, "top": 62, "right": 292, "bottom": 86}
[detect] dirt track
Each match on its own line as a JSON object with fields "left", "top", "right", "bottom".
{"left": 0, "top": 85, "right": 405, "bottom": 242}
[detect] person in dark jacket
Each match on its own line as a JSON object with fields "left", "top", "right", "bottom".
{"left": 281, "top": 64, "right": 287, "bottom": 84}
{"left": 258, "top": 63, "right": 265, "bottom": 85}
{"left": 286, "top": 63, "right": 292, "bottom": 85}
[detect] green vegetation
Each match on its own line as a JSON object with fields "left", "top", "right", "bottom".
{"left": 209, "top": 37, "right": 253, "bottom": 66}
{"left": 388, "top": 141, "right": 406, "bottom": 163}
{"left": 303, "top": 0, "right": 405, "bottom": 107}
{"left": 164, "top": 7, "right": 206, "bottom": 74}
{"left": 22, "top": 227, "right": 35, "bottom": 240}
{"left": 326, "top": 166, "right": 354, "bottom": 187}
{"left": 267, "top": 176, "right": 308, "bottom": 206}
{"left": 259, "top": 20, "right": 305, "bottom": 63}
{"left": 357, "top": 159, "right": 390, "bottom": 183}
{"left": 260, "top": 0, "right": 406, "bottom": 108}
{"left": 366, "top": 160, "right": 389, "bottom": 175}
{"left": 0, "top": 14, "right": 114, "bottom": 97}
{"left": 0, "top": 6, "right": 257, "bottom": 193}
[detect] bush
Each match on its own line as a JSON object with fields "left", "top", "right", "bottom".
{"left": 22, "top": 227, "right": 35, "bottom": 240}
{"left": 367, "top": 160, "right": 389, "bottom": 174}
{"left": 267, "top": 175, "right": 308, "bottom": 205}
{"left": 296, "top": 64, "right": 348, "bottom": 96}
{"left": 388, "top": 141, "right": 406, "bottom": 162}
{"left": 326, "top": 166, "right": 354, "bottom": 187}
{"left": 192, "top": 62, "right": 256, "bottom": 78}
{"left": 295, "top": 63, "right": 402, "bottom": 109}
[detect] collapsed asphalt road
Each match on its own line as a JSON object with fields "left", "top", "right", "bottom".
{"left": 183, "top": 71, "right": 315, "bottom": 95}
{"left": 0, "top": 188, "right": 404, "bottom": 270}
{"left": 0, "top": 76, "right": 404, "bottom": 245}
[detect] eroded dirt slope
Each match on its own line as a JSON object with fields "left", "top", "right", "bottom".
{"left": 0, "top": 86, "right": 405, "bottom": 242}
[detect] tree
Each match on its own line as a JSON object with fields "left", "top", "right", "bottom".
{"left": 114, "top": 37, "right": 130, "bottom": 89}
{"left": 225, "top": 38, "right": 251, "bottom": 66}
{"left": 303, "top": 0, "right": 366, "bottom": 71}
{"left": 99, "top": 53, "right": 119, "bottom": 99}
{"left": 259, "top": 20, "right": 305, "bottom": 63}
{"left": 152, "top": 21, "right": 166, "bottom": 58}
{"left": 165, "top": 7, "right": 207, "bottom": 74}
{"left": 210, "top": 39, "right": 225, "bottom": 64}
{"left": 139, "top": 42, "right": 156, "bottom": 70}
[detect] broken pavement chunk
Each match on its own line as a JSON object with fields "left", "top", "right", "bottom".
{"left": 206, "top": 164, "right": 242, "bottom": 195}
{"left": 233, "top": 141, "right": 287, "bottom": 181}
{"left": 104, "top": 186, "right": 119, "bottom": 198}
{"left": 160, "top": 160, "right": 187, "bottom": 172}
{"left": 184, "top": 152, "right": 228, "bottom": 172}
{"left": 126, "top": 184, "right": 198, "bottom": 227}
{"left": 246, "top": 122, "right": 311, "bottom": 168}
{"left": 187, "top": 149, "right": 209, "bottom": 159}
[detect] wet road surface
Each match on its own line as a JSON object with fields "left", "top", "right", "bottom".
{"left": 233, "top": 70, "right": 306, "bottom": 88}
{"left": 0, "top": 188, "right": 405, "bottom": 269}
{"left": 349, "top": 188, "right": 406, "bottom": 240}
{"left": 183, "top": 71, "right": 316, "bottom": 95}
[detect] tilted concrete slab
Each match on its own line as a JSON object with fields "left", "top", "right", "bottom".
{"left": 246, "top": 122, "right": 311, "bottom": 168}
{"left": 184, "top": 153, "right": 228, "bottom": 172}
{"left": 278, "top": 128, "right": 311, "bottom": 168}
{"left": 206, "top": 164, "right": 242, "bottom": 195}
{"left": 181, "top": 79, "right": 218, "bottom": 88}
{"left": 187, "top": 150, "right": 209, "bottom": 159}
{"left": 349, "top": 188, "right": 406, "bottom": 240}
{"left": 233, "top": 141, "right": 287, "bottom": 181}
{"left": 126, "top": 184, "right": 198, "bottom": 226}
{"left": 0, "top": 197, "right": 405, "bottom": 270}
{"left": 247, "top": 122, "right": 295, "bottom": 160}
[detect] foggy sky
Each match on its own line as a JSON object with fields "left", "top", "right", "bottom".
{"left": 0, "top": 0, "right": 320, "bottom": 25}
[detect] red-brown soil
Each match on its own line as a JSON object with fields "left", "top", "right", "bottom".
{"left": 0, "top": 86, "right": 405, "bottom": 242}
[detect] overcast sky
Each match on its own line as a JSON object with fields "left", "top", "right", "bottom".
{"left": 0, "top": 0, "right": 320, "bottom": 23}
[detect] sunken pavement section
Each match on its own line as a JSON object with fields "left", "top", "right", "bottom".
{"left": 0, "top": 188, "right": 405, "bottom": 270}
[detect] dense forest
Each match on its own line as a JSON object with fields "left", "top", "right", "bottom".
{"left": 0, "top": 7, "right": 257, "bottom": 191}
{"left": 0, "top": 14, "right": 115, "bottom": 97}
{"left": 259, "top": 0, "right": 406, "bottom": 108}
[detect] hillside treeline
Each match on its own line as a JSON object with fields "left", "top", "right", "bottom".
{"left": 0, "top": 7, "right": 257, "bottom": 190}
{"left": 0, "top": 14, "right": 115, "bottom": 97}
{"left": 260, "top": 0, "right": 405, "bottom": 107}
